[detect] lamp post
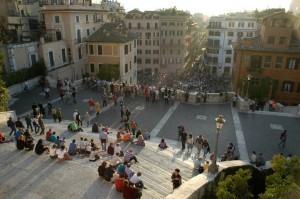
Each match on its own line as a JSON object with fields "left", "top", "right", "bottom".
{"left": 208, "top": 115, "right": 226, "bottom": 174}
{"left": 246, "top": 74, "right": 252, "bottom": 99}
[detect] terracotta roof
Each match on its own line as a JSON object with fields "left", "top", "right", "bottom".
{"left": 85, "top": 22, "right": 137, "bottom": 43}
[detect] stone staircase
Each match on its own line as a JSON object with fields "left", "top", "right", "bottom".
{"left": 0, "top": 119, "right": 199, "bottom": 199}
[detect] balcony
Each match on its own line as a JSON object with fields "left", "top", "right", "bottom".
{"left": 207, "top": 25, "right": 224, "bottom": 29}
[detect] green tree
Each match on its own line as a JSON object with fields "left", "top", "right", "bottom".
{"left": 216, "top": 168, "right": 254, "bottom": 199}
{"left": 0, "top": 50, "right": 8, "bottom": 111}
{"left": 259, "top": 154, "right": 300, "bottom": 199}
{"left": 98, "top": 64, "right": 120, "bottom": 81}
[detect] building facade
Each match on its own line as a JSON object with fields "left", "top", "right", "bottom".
{"left": 40, "top": 0, "right": 125, "bottom": 80}
{"left": 206, "top": 13, "right": 257, "bottom": 76}
{"left": 124, "top": 9, "right": 192, "bottom": 77}
{"left": 233, "top": 12, "right": 300, "bottom": 105}
{"left": 85, "top": 22, "right": 137, "bottom": 84}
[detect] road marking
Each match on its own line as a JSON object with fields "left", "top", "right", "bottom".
{"left": 82, "top": 99, "right": 89, "bottom": 102}
{"left": 150, "top": 101, "right": 180, "bottom": 137}
{"left": 231, "top": 106, "right": 249, "bottom": 161}
{"left": 270, "top": 124, "right": 284, "bottom": 130}
{"left": 135, "top": 105, "right": 145, "bottom": 111}
{"left": 196, "top": 115, "right": 207, "bottom": 120}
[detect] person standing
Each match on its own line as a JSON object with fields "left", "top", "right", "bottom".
{"left": 72, "top": 88, "right": 77, "bottom": 104}
{"left": 7, "top": 117, "right": 16, "bottom": 136}
{"left": 25, "top": 114, "right": 33, "bottom": 132}
{"left": 125, "top": 107, "right": 131, "bottom": 121}
{"left": 47, "top": 101, "right": 53, "bottom": 115}
{"left": 113, "top": 94, "right": 118, "bottom": 108}
{"left": 171, "top": 169, "right": 182, "bottom": 190}
{"left": 51, "top": 107, "right": 57, "bottom": 122}
{"left": 187, "top": 134, "right": 193, "bottom": 153}
{"left": 76, "top": 112, "right": 82, "bottom": 126}
{"left": 38, "top": 115, "right": 45, "bottom": 135}
{"left": 55, "top": 108, "right": 62, "bottom": 123}
{"left": 44, "top": 87, "right": 50, "bottom": 99}
{"left": 102, "top": 93, "right": 108, "bottom": 107}
{"left": 278, "top": 130, "right": 287, "bottom": 147}
{"left": 83, "top": 112, "right": 90, "bottom": 127}
{"left": 59, "top": 87, "right": 65, "bottom": 101}
{"left": 99, "top": 128, "right": 108, "bottom": 151}
{"left": 194, "top": 135, "right": 203, "bottom": 158}
{"left": 181, "top": 130, "right": 188, "bottom": 150}
{"left": 88, "top": 98, "right": 95, "bottom": 112}
{"left": 95, "top": 100, "right": 101, "bottom": 115}
{"left": 177, "top": 125, "right": 184, "bottom": 141}
{"left": 130, "top": 120, "right": 137, "bottom": 135}
{"left": 65, "top": 91, "right": 71, "bottom": 105}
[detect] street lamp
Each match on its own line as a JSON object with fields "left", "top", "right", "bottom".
{"left": 208, "top": 115, "right": 226, "bottom": 174}
{"left": 246, "top": 74, "right": 252, "bottom": 99}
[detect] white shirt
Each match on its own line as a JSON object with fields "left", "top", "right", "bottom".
{"left": 114, "top": 146, "right": 122, "bottom": 154}
{"left": 73, "top": 111, "right": 78, "bottom": 120}
{"left": 79, "top": 140, "right": 86, "bottom": 149}
{"left": 58, "top": 149, "right": 66, "bottom": 159}
{"left": 130, "top": 174, "right": 141, "bottom": 184}
{"left": 86, "top": 144, "right": 92, "bottom": 152}
{"left": 50, "top": 148, "right": 57, "bottom": 156}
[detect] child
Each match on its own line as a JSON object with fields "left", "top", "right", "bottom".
{"left": 187, "top": 134, "right": 193, "bottom": 153}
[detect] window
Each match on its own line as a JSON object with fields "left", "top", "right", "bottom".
{"left": 237, "top": 32, "right": 243, "bottom": 37}
{"left": 97, "top": 45, "right": 102, "bottom": 55}
{"left": 286, "top": 58, "right": 299, "bottom": 69}
{"left": 153, "top": 59, "right": 159, "bottom": 64}
{"left": 282, "top": 81, "right": 294, "bottom": 92}
{"left": 178, "top": 39, "right": 181, "bottom": 45}
{"left": 49, "top": 51, "right": 54, "bottom": 67}
{"left": 86, "top": 15, "right": 89, "bottom": 22}
{"left": 89, "top": 45, "right": 94, "bottom": 55}
{"left": 134, "top": 40, "right": 136, "bottom": 48}
{"left": 176, "top": 58, "right": 181, "bottom": 64}
{"left": 87, "top": 29, "right": 90, "bottom": 36}
{"left": 228, "top": 40, "right": 232, "bottom": 45}
{"left": 226, "top": 50, "right": 232, "bottom": 54}
{"left": 145, "top": 49, "right": 151, "bottom": 54}
{"left": 264, "top": 56, "right": 272, "bottom": 68}
{"left": 30, "top": 54, "right": 37, "bottom": 65}
{"left": 225, "top": 57, "right": 231, "bottom": 63}
{"left": 78, "top": 47, "right": 82, "bottom": 60}
{"left": 155, "top": 23, "right": 158, "bottom": 29}
{"left": 279, "top": 37, "right": 286, "bottom": 45}
{"left": 169, "top": 22, "right": 175, "bottom": 26}
{"left": 124, "top": 45, "right": 128, "bottom": 54}
{"left": 250, "top": 55, "right": 263, "bottom": 68}
{"left": 215, "top": 31, "right": 220, "bottom": 36}
{"left": 212, "top": 57, "right": 218, "bottom": 64}
{"left": 137, "top": 49, "right": 142, "bottom": 54}
{"left": 145, "top": 40, "right": 151, "bottom": 46}
{"left": 275, "top": 56, "right": 283, "bottom": 68}
{"left": 137, "top": 58, "right": 142, "bottom": 64}
{"left": 90, "top": 63, "right": 95, "bottom": 73}
{"left": 145, "top": 32, "right": 151, "bottom": 39}
{"left": 170, "top": 49, "right": 173, "bottom": 55}
{"left": 178, "top": 49, "right": 180, "bottom": 55}
{"left": 54, "top": 16, "right": 60, "bottom": 23}
{"left": 130, "top": 61, "right": 132, "bottom": 70}
{"left": 161, "top": 22, "right": 167, "bottom": 26}
{"left": 214, "top": 40, "right": 220, "bottom": 47}
{"left": 61, "top": 48, "right": 66, "bottom": 63}
{"left": 147, "top": 23, "right": 150, "bottom": 29}
{"left": 227, "top": 32, "right": 233, "bottom": 37}
{"left": 76, "top": 29, "right": 81, "bottom": 43}
{"left": 209, "top": 31, "right": 214, "bottom": 36}
{"left": 246, "top": 32, "right": 253, "bottom": 37}
{"left": 128, "top": 23, "right": 131, "bottom": 29}
{"left": 75, "top": 15, "right": 80, "bottom": 23}
{"left": 137, "top": 23, "right": 141, "bottom": 29}
{"left": 93, "top": 15, "right": 96, "bottom": 22}
{"left": 153, "top": 40, "right": 159, "bottom": 45}
{"left": 145, "top": 59, "right": 151, "bottom": 64}
{"left": 56, "top": 31, "right": 62, "bottom": 41}
{"left": 267, "top": 36, "right": 275, "bottom": 44}
{"left": 137, "top": 40, "right": 142, "bottom": 45}
{"left": 248, "top": 22, "right": 254, "bottom": 27}
{"left": 134, "top": 55, "right": 137, "bottom": 63}
{"left": 125, "top": 64, "right": 128, "bottom": 73}
{"left": 153, "top": 50, "right": 159, "bottom": 54}
{"left": 238, "top": 22, "right": 244, "bottom": 27}
{"left": 228, "top": 22, "right": 235, "bottom": 27}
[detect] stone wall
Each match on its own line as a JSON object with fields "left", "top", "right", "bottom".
{"left": 8, "top": 76, "right": 41, "bottom": 97}
{"left": 166, "top": 160, "right": 248, "bottom": 199}
{"left": 0, "top": 111, "right": 17, "bottom": 125}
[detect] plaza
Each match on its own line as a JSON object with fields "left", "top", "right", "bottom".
{"left": 1, "top": 85, "right": 299, "bottom": 198}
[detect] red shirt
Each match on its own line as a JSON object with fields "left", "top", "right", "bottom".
{"left": 88, "top": 99, "right": 95, "bottom": 106}
{"left": 115, "top": 178, "right": 124, "bottom": 192}
{"left": 123, "top": 185, "right": 138, "bottom": 199}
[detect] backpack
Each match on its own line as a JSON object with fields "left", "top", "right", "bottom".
{"left": 76, "top": 114, "right": 80, "bottom": 121}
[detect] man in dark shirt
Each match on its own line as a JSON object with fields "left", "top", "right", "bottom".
{"left": 15, "top": 118, "right": 24, "bottom": 129}
{"left": 181, "top": 130, "right": 188, "bottom": 150}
